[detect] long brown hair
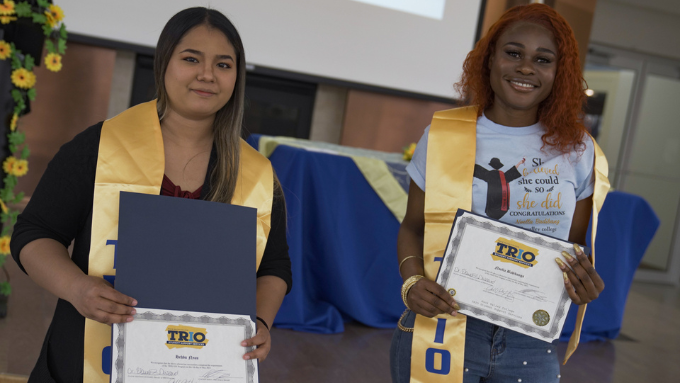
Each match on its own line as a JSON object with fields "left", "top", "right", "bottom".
{"left": 154, "top": 7, "right": 246, "bottom": 203}
{"left": 456, "top": 3, "right": 587, "bottom": 154}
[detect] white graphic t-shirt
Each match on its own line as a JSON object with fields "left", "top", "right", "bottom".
{"left": 406, "top": 114, "right": 595, "bottom": 241}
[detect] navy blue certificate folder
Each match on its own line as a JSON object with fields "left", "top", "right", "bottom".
{"left": 115, "top": 191, "right": 257, "bottom": 318}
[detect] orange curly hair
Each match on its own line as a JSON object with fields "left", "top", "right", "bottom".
{"left": 456, "top": 3, "right": 587, "bottom": 154}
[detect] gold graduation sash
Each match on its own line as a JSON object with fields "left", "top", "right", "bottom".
{"left": 410, "top": 106, "right": 609, "bottom": 382}
{"left": 563, "top": 130, "right": 610, "bottom": 364}
{"left": 82, "top": 100, "right": 273, "bottom": 382}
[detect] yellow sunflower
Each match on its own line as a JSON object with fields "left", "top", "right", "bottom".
{"left": 2, "top": 156, "right": 16, "bottom": 174}
{"left": 45, "top": 52, "right": 62, "bottom": 72}
{"left": 0, "top": 15, "right": 16, "bottom": 24}
{"left": 12, "top": 159, "right": 28, "bottom": 177}
{"left": 0, "top": 199, "right": 7, "bottom": 214}
{"left": 0, "top": 1, "right": 15, "bottom": 16}
{"left": 0, "top": 40, "right": 10, "bottom": 60}
{"left": 11, "top": 68, "right": 36, "bottom": 89}
{"left": 45, "top": 4, "right": 64, "bottom": 24}
{"left": 0, "top": 236, "right": 10, "bottom": 255}
{"left": 402, "top": 142, "right": 417, "bottom": 161}
{"left": 45, "top": 12, "right": 55, "bottom": 27}
{"left": 9, "top": 113, "right": 18, "bottom": 131}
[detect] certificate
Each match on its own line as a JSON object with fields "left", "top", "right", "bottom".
{"left": 111, "top": 308, "right": 258, "bottom": 383}
{"left": 435, "top": 210, "right": 582, "bottom": 342}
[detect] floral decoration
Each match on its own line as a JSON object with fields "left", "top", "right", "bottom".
{"left": 11, "top": 159, "right": 28, "bottom": 177}
{"left": 402, "top": 142, "right": 416, "bottom": 161}
{"left": 0, "top": 40, "right": 11, "bottom": 59}
{"left": 0, "top": 236, "right": 9, "bottom": 255}
{"left": 0, "top": 0, "right": 15, "bottom": 14}
{"left": 9, "top": 114, "right": 18, "bottom": 131}
{"left": 11, "top": 67, "right": 36, "bottom": 88}
{"left": 44, "top": 51, "right": 61, "bottom": 71}
{"left": 0, "top": 0, "right": 15, "bottom": 24}
{"left": 44, "top": 3, "right": 62, "bottom": 27}
{"left": 0, "top": 0, "right": 68, "bottom": 296}
{"left": 2, "top": 157, "right": 15, "bottom": 174}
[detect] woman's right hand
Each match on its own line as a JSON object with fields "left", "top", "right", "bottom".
{"left": 68, "top": 274, "right": 137, "bottom": 325}
{"left": 406, "top": 278, "right": 459, "bottom": 318}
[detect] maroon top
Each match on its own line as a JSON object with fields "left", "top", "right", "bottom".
{"left": 161, "top": 174, "right": 203, "bottom": 199}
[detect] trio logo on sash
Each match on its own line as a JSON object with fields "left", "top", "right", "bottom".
{"left": 166, "top": 325, "right": 209, "bottom": 349}
{"left": 491, "top": 237, "right": 539, "bottom": 269}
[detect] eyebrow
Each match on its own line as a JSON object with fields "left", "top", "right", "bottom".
{"left": 180, "top": 49, "right": 234, "bottom": 61}
{"left": 504, "top": 42, "right": 556, "bottom": 56}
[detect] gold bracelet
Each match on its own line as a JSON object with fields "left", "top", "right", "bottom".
{"left": 397, "top": 309, "right": 414, "bottom": 332}
{"left": 398, "top": 255, "right": 423, "bottom": 276}
{"left": 401, "top": 275, "right": 424, "bottom": 309}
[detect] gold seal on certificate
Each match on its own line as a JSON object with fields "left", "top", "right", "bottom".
{"left": 533, "top": 310, "right": 550, "bottom": 326}
{"left": 435, "top": 210, "right": 583, "bottom": 343}
{"left": 111, "top": 308, "right": 258, "bottom": 383}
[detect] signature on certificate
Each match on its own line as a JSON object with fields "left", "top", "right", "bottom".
{"left": 516, "top": 289, "right": 549, "bottom": 302}
{"left": 483, "top": 286, "right": 515, "bottom": 301}
{"left": 201, "top": 370, "right": 231, "bottom": 379}
{"left": 456, "top": 268, "right": 496, "bottom": 285}
{"left": 127, "top": 367, "right": 179, "bottom": 377}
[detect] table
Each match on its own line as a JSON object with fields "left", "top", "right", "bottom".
{"left": 247, "top": 135, "right": 660, "bottom": 341}
{"left": 248, "top": 136, "right": 404, "bottom": 333}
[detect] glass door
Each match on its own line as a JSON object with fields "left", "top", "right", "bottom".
{"left": 586, "top": 44, "right": 680, "bottom": 284}
{"left": 620, "top": 62, "right": 680, "bottom": 281}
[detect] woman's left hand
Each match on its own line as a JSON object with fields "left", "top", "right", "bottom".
{"left": 556, "top": 244, "right": 605, "bottom": 304}
{"left": 242, "top": 321, "right": 271, "bottom": 362}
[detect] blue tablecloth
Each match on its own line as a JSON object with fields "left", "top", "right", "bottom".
{"left": 247, "top": 136, "right": 660, "bottom": 340}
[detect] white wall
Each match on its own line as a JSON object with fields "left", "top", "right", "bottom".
{"left": 590, "top": 0, "right": 680, "bottom": 60}
{"left": 58, "top": 0, "right": 482, "bottom": 99}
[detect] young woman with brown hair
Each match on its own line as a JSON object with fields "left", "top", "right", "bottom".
{"left": 12, "top": 7, "right": 291, "bottom": 382}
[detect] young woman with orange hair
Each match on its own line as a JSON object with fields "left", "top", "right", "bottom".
{"left": 391, "top": 4, "right": 606, "bottom": 382}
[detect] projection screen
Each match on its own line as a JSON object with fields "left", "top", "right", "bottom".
{"left": 57, "top": 0, "right": 483, "bottom": 99}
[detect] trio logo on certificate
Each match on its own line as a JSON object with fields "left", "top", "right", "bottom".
{"left": 166, "top": 324, "right": 209, "bottom": 349}
{"left": 435, "top": 210, "right": 586, "bottom": 342}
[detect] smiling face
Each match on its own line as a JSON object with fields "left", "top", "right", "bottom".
{"left": 487, "top": 21, "right": 557, "bottom": 124}
{"left": 164, "top": 24, "right": 237, "bottom": 121}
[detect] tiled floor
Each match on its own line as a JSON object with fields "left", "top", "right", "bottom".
{"left": 1, "top": 256, "right": 679, "bottom": 382}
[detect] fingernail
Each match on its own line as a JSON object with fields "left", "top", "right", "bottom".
{"left": 241, "top": 341, "right": 247, "bottom": 347}
{"left": 127, "top": 316, "right": 133, "bottom": 322}
{"left": 561, "top": 251, "right": 574, "bottom": 262}
{"left": 244, "top": 355, "right": 250, "bottom": 360}
{"left": 130, "top": 309, "right": 136, "bottom": 315}
{"left": 573, "top": 243, "right": 583, "bottom": 255}
{"left": 563, "top": 272, "right": 569, "bottom": 283}
{"left": 453, "top": 303, "right": 460, "bottom": 311}
{"left": 555, "top": 258, "right": 566, "bottom": 268}
{"left": 451, "top": 311, "right": 457, "bottom": 316}
{"left": 131, "top": 300, "right": 138, "bottom": 306}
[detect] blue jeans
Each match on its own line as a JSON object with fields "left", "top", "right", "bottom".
{"left": 390, "top": 310, "right": 561, "bottom": 383}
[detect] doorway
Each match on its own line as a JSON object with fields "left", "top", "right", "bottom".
{"left": 585, "top": 44, "right": 680, "bottom": 284}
